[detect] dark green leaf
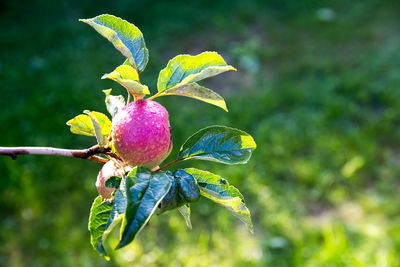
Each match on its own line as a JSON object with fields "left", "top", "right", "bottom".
{"left": 117, "top": 168, "right": 171, "bottom": 249}
{"left": 158, "top": 170, "right": 200, "bottom": 214}
{"left": 184, "top": 168, "right": 253, "bottom": 233}
{"left": 80, "top": 14, "right": 149, "bottom": 72}
{"left": 101, "top": 169, "right": 138, "bottom": 245}
{"left": 174, "top": 169, "right": 200, "bottom": 202}
{"left": 88, "top": 196, "right": 113, "bottom": 259}
{"left": 177, "top": 126, "right": 257, "bottom": 164}
{"left": 105, "top": 176, "right": 122, "bottom": 189}
{"left": 158, "top": 171, "right": 179, "bottom": 213}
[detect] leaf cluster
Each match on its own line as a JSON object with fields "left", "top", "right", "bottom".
{"left": 67, "top": 14, "right": 257, "bottom": 259}
{"left": 89, "top": 125, "right": 256, "bottom": 258}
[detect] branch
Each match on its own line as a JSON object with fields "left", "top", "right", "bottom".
{"left": 0, "top": 145, "right": 122, "bottom": 164}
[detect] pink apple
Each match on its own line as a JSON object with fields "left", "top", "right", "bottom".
{"left": 111, "top": 99, "right": 172, "bottom": 168}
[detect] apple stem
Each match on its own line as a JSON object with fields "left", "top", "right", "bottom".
{"left": 152, "top": 159, "right": 180, "bottom": 173}
{"left": 0, "top": 144, "right": 122, "bottom": 164}
{"left": 147, "top": 91, "right": 163, "bottom": 101}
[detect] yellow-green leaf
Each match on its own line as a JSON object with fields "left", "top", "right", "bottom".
{"left": 102, "top": 89, "right": 125, "bottom": 117}
{"left": 80, "top": 14, "right": 149, "bottom": 72}
{"left": 160, "top": 82, "right": 227, "bottom": 111}
{"left": 157, "top": 51, "right": 236, "bottom": 92}
{"left": 83, "top": 111, "right": 112, "bottom": 146}
{"left": 84, "top": 111, "right": 105, "bottom": 146}
{"left": 66, "top": 114, "right": 96, "bottom": 136}
{"left": 102, "top": 65, "right": 149, "bottom": 97}
{"left": 177, "top": 204, "right": 192, "bottom": 229}
{"left": 66, "top": 112, "right": 112, "bottom": 144}
{"left": 184, "top": 168, "right": 253, "bottom": 233}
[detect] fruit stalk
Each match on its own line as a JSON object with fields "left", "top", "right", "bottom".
{"left": 151, "top": 159, "right": 179, "bottom": 173}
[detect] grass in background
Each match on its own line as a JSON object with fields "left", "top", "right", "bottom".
{"left": 1, "top": 0, "right": 400, "bottom": 266}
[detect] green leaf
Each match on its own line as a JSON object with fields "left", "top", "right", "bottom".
{"left": 97, "top": 169, "right": 136, "bottom": 254}
{"left": 177, "top": 126, "right": 256, "bottom": 164}
{"left": 102, "top": 65, "right": 150, "bottom": 97}
{"left": 66, "top": 114, "right": 96, "bottom": 136}
{"left": 84, "top": 111, "right": 112, "bottom": 146}
{"left": 105, "top": 168, "right": 139, "bottom": 230}
{"left": 80, "top": 14, "right": 149, "bottom": 72}
{"left": 184, "top": 168, "right": 253, "bottom": 233}
{"left": 157, "top": 51, "right": 236, "bottom": 92}
{"left": 103, "top": 89, "right": 125, "bottom": 117}
{"left": 158, "top": 170, "right": 200, "bottom": 214}
{"left": 159, "top": 83, "right": 227, "bottom": 111}
{"left": 117, "top": 168, "right": 171, "bottom": 249}
{"left": 66, "top": 111, "right": 112, "bottom": 143}
{"left": 174, "top": 169, "right": 201, "bottom": 203}
{"left": 84, "top": 111, "right": 105, "bottom": 146}
{"left": 88, "top": 196, "right": 113, "bottom": 259}
{"left": 105, "top": 176, "right": 122, "bottom": 189}
{"left": 158, "top": 172, "right": 179, "bottom": 213}
{"left": 177, "top": 204, "right": 192, "bottom": 229}
{"left": 104, "top": 178, "right": 129, "bottom": 234}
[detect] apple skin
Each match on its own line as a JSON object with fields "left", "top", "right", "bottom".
{"left": 111, "top": 99, "right": 172, "bottom": 168}
{"left": 96, "top": 161, "right": 125, "bottom": 199}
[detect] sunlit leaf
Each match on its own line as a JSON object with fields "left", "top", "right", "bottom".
{"left": 159, "top": 83, "right": 227, "bottom": 111}
{"left": 66, "top": 114, "right": 95, "bottom": 136}
{"left": 184, "top": 168, "right": 253, "bottom": 233}
{"left": 177, "top": 126, "right": 256, "bottom": 164}
{"left": 157, "top": 51, "right": 236, "bottom": 92}
{"left": 103, "top": 89, "right": 125, "bottom": 117}
{"left": 84, "top": 111, "right": 112, "bottom": 146}
{"left": 88, "top": 196, "right": 113, "bottom": 259}
{"left": 102, "top": 65, "right": 150, "bottom": 97}
{"left": 122, "top": 59, "right": 131, "bottom": 66}
{"left": 66, "top": 111, "right": 112, "bottom": 143}
{"left": 80, "top": 14, "right": 149, "bottom": 72}
{"left": 177, "top": 204, "right": 192, "bottom": 229}
{"left": 84, "top": 111, "right": 105, "bottom": 146}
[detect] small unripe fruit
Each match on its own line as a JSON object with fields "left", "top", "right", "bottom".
{"left": 96, "top": 161, "right": 125, "bottom": 199}
{"left": 111, "top": 99, "right": 172, "bottom": 168}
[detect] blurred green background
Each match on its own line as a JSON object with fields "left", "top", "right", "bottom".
{"left": 1, "top": 0, "right": 400, "bottom": 266}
